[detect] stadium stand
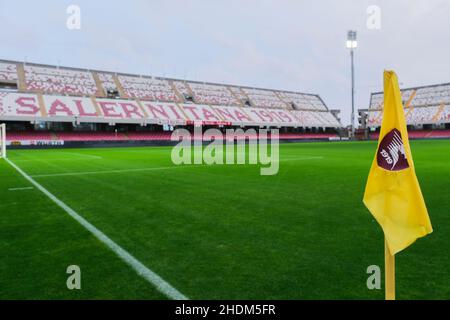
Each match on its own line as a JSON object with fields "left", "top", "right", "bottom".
{"left": 228, "top": 86, "right": 250, "bottom": 104}
{"left": 0, "top": 59, "right": 342, "bottom": 145}
{"left": 242, "top": 87, "right": 288, "bottom": 109}
{"left": 125, "top": 131, "right": 172, "bottom": 141}
{"left": 56, "top": 131, "right": 128, "bottom": 141}
{"left": 172, "top": 80, "right": 193, "bottom": 98}
{"left": 366, "top": 83, "right": 450, "bottom": 127}
{"left": 0, "top": 62, "right": 18, "bottom": 82}
{"left": 24, "top": 64, "right": 100, "bottom": 96}
{"left": 117, "top": 75, "right": 179, "bottom": 102}
{"left": 290, "top": 110, "right": 341, "bottom": 127}
{"left": 363, "top": 83, "right": 450, "bottom": 141}
{"left": 188, "top": 82, "right": 240, "bottom": 106}
{"left": 98, "top": 72, "right": 118, "bottom": 93}
{"left": 278, "top": 92, "right": 327, "bottom": 111}
{"left": 6, "top": 130, "right": 54, "bottom": 141}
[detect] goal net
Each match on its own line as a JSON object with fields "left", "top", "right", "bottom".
{"left": 0, "top": 123, "right": 6, "bottom": 158}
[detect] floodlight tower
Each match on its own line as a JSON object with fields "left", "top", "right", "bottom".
{"left": 346, "top": 30, "right": 357, "bottom": 137}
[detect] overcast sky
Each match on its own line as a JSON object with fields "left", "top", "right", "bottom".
{"left": 1, "top": 0, "right": 449, "bottom": 124}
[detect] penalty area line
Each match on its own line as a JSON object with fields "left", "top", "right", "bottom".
{"left": 4, "top": 158, "right": 188, "bottom": 300}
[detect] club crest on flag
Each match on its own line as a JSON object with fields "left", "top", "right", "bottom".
{"left": 377, "top": 128, "right": 409, "bottom": 171}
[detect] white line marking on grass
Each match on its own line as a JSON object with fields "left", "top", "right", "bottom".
{"left": 59, "top": 152, "right": 103, "bottom": 159}
{"left": 28, "top": 157, "right": 321, "bottom": 178}
{"left": 5, "top": 158, "right": 188, "bottom": 300}
{"left": 276, "top": 156, "right": 324, "bottom": 162}
{"left": 8, "top": 187, "right": 34, "bottom": 191}
{"left": 14, "top": 158, "right": 101, "bottom": 162}
{"left": 30, "top": 165, "right": 192, "bottom": 178}
{"left": 13, "top": 152, "right": 103, "bottom": 162}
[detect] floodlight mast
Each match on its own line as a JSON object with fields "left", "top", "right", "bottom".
{"left": 346, "top": 30, "right": 357, "bottom": 138}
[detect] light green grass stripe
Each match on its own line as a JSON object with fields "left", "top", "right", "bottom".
{"left": 5, "top": 158, "right": 189, "bottom": 300}
{"left": 30, "top": 165, "right": 187, "bottom": 178}
{"left": 8, "top": 186, "right": 34, "bottom": 191}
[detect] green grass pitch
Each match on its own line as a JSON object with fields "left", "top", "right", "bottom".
{"left": 1, "top": 140, "right": 449, "bottom": 299}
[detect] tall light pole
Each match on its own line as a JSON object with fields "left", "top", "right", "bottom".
{"left": 346, "top": 30, "right": 357, "bottom": 137}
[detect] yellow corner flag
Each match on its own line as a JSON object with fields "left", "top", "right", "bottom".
{"left": 363, "top": 71, "right": 433, "bottom": 299}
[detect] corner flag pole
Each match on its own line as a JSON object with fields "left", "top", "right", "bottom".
{"left": 385, "top": 239, "right": 395, "bottom": 300}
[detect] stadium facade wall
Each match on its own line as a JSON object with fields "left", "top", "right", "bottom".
{"left": 0, "top": 92, "right": 340, "bottom": 128}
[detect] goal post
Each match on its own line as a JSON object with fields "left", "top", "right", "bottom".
{"left": 0, "top": 123, "right": 6, "bottom": 158}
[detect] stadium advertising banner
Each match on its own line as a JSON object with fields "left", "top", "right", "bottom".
{"left": 0, "top": 92, "right": 339, "bottom": 127}
{"left": 0, "top": 92, "right": 43, "bottom": 118}
{"left": 141, "top": 101, "right": 186, "bottom": 125}
{"left": 178, "top": 104, "right": 222, "bottom": 123}
{"left": 95, "top": 98, "right": 146, "bottom": 120}
{"left": 246, "top": 107, "right": 293, "bottom": 126}
{"left": 272, "top": 109, "right": 297, "bottom": 124}
{"left": 43, "top": 95, "right": 98, "bottom": 118}
{"left": 211, "top": 105, "right": 255, "bottom": 125}
{"left": 291, "top": 111, "right": 314, "bottom": 127}
{"left": 6, "top": 139, "right": 64, "bottom": 146}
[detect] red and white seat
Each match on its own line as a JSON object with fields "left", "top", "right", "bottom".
{"left": 172, "top": 80, "right": 192, "bottom": 98}
{"left": 0, "top": 62, "right": 18, "bottom": 82}
{"left": 371, "top": 130, "right": 450, "bottom": 140}
{"left": 242, "top": 88, "right": 287, "bottom": 109}
{"left": 6, "top": 131, "right": 53, "bottom": 141}
{"left": 278, "top": 92, "right": 326, "bottom": 110}
{"left": 369, "top": 84, "right": 450, "bottom": 126}
{"left": 188, "top": 82, "right": 239, "bottom": 105}
{"left": 118, "top": 75, "right": 178, "bottom": 102}
{"left": 126, "top": 131, "right": 172, "bottom": 141}
{"left": 228, "top": 86, "right": 249, "bottom": 103}
{"left": 24, "top": 65, "right": 98, "bottom": 96}
{"left": 98, "top": 73, "right": 118, "bottom": 92}
{"left": 291, "top": 110, "right": 340, "bottom": 127}
{"left": 6, "top": 130, "right": 338, "bottom": 142}
{"left": 56, "top": 131, "right": 127, "bottom": 141}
